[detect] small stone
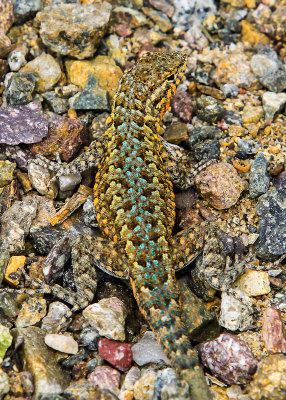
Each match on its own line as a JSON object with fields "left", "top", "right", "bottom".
{"left": 113, "top": 6, "right": 148, "bottom": 28}
{"left": 247, "top": 354, "right": 286, "bottom": 400}
{"left": 241, "top": 20, "right": 270, "bottom": 45}
{"left": 4, "top": 255, "right": 25, "bottom": 287}
{"left": 132, "top": 331, "right": 170, "bottom": 366}
{"left": 121, "top": 366, "right": 141, "bottom": 391}
{"left": 251, "top": 51, "right": 286, "bottom": 93}
{"left": 0, "top": 324, "right": 12, "bottom": 361}
{"left": 262, "top": 307, "right": 286, "bottom": 354}
{"left": 233, "top": 270, "right": 270, "bottom": 296}
{"left": 16, "top": 297, "right": 47, "bottom": 328}
{"left": 0, "top": 0, "right": 14, "bottom": 34}
{"left": 255, "top": 188, "right": 286, "bottom": 260}
{"left": 242, "top": 105, "right": 264, "bottom": 125}
{"left": 249, "top": 153, "right": 270, "bottom": 199}
{"left": 154, "top": 368, "right": 188, "bottom": 400}
{"left": 83, "top": 297, "right": 126, "bottom": 341}
{"left": 63, "top": 379, "right": 115, "bottom": 400}
{"left": 0, "top": 369, "right": 9, "bottom": 396}
{"left": 175, "top": 189, "right": 195, "bottom": 209}
{"left": 12, "top": 0, "right": 43, "bottom": 23}
{"left": 219, "top": 289, "right": 254, "bottom": 331}
{"left": 41, "top": 302, "right": 71, "bottom": 333}
{"left": 171, "top": 91, "right": 193, "bottom": 122}
{"left": 149, "top": 0, "right": 174, "bottom": 17}
{"left": 201, "top": 333, "right": 257, "bottom": 385}
{"left": 262, "top": 91, "right": 286, "bottom": 121}
{"left": 8, "top": 49, "right": 26, "bottom": 71}
{"left": 163, "top": 122, "right": 188, "bottom": 144}
{"left": 45, "top": 334, "right": 78, "bottom": 354}
{"left": 42, "top": 237, "right": 71, "bottom": 284}
{"left": 237, "top": 139, "right": 259, "bottom": 155}
{"left": 36, "top": 3, "right": 112, "bottom": 59}
{"left": 142, "top": 8, "right": 172, "bottom": 32}
{"left": 83, "top": 196, "right": 98, "bottom": 229}
{"left": 0, "top": 292, "right": 18, "bottom": 319}
{"left": 73, "top": 75, "right": 110, "bottom": 111}
{"left": 87, "top": 365, "right": 120, "bottom": 390}
{"left": 195, "top": 95, "right": 225, "bottom": 123}
{"left": 98, "top": 338, "right": 133, "bottom": 372}
{"left": 5, "top": 71, "right": 38, "bottom": 105}
{"left": 28, "top": 161, "right": 58, "bottom": 199}
{"left": 221, "top": 83, "right": 239, "bottom": 97}
{"left": 11, "top": 327, "right": 70, "bottom": 397}
{"left": 42, "top": 91, "right": 69, "bottom": 114}
{"left": 0, "top": 102, "right": 48, "bottom": 145}
{"left": 184, "top": 125, "right": 221, "bottom": 162}
{"left": 195, "top": 162, "right": 244, "bottom": 209}
{"left": 133, "top": 369, "right": 156, "bottom": 400}
{"left": 0, "top": 160, "right": 16, "bottom": 187}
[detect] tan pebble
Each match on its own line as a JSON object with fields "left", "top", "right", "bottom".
{"left": 45, "top": 333, "right": 78, "bottom": 354}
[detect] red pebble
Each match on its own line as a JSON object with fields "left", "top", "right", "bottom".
{"left": 98, "top": 338, "right": 133, "bottom": 372}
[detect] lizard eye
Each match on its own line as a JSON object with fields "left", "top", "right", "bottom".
{"left": 167, "top": 74, "right": 175, "bottom": 82}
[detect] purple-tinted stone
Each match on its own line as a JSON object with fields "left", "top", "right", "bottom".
{"left": 87, "top": 365, "right": 120, "bottom": 390}
{"left": 262, "top": 306, "right": 286, "bottom": 354}
{"left": 0, "top": 102, "right": 48, "bottom": 145}
{"left": 201, "top": 333, "right": 257, "bottom": 385}
{"left": 171, "top": 91, "right": 193, "bottom": 122}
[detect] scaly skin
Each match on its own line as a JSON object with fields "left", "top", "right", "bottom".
{"left": 94, "top": 52, "right": 212, "bottom": 399}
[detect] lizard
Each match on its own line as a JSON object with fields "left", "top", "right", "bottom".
{"left": 26, "top": 51, "right": 214, "bottom": 399}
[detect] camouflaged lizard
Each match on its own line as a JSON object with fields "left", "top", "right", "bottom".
{"left": 28, "top": 52, "right": 213, "bottom": 399}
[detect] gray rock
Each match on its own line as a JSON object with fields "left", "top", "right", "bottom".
{"left": 12, "top": 0, "right": 43, "bottom": 23}
{"left": 262, "top": 91, "right": 286, "bottom": 121}
{"left": 237, "top": 138, "right": 259, "bottom": 155}
{"left": 255, "top": 188, "right": 286, "bottom": 260}
{"left": 73, "top": 75, "right": 110, "bottom": 111}
{"left": 41, "top": 302, "right": 71, "bottom": 333}
{"left": 249, "top": 153, "right": 270, "bottom": 198}
{"left": 8, "top": 50, "right": 26, "bottom": 71}
{"left": 219, "top": 289, "right": 254, "bottom": 331}
{"left": 83, "top": 196, "right": 98, "bottom": 229}
{"left": 58, "top": 173, "right": 82, "bottom": 192}
{"left": 195, "top": 95, "right": 225, "bottom": 123}
{"left": 155, "top": 368, "right": 188, "bottom": 400}
{"left": 5, "top": 71, "right": 38, "bottom": 105}
{"left": 221, "top": 83, "right": 239, "bottom": 97}
{"left": 131, "top": 331, "right": 170, "bottom": 366}
{"left": 42, "top": 91, "right": 69, "bottom": 114}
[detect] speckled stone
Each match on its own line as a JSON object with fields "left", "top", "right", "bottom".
{"left": 262, "top": 307, "right": 286, "bottom": 354}
{"left": 98, "top": 338, "right": 133, "bottom": 372}
{"left": 41, "top": 302, "right": 71, "bottom": 333}
{"left": 0, "top": 369, "right": 9, "bottom": 396}
{"left": 133, "top": 369, "right": 156, "bottom": 400}
{"left": 16, "top": 297, "right": 47, "bottom": 328}
{"left": 87, "top": 365, "right": 120, "bottom": 391}
{"left": 195, "top": 95, "right": 225, "bottom": 123}
{"left": 12, "top": 0, "right": 43, "bottom": 23}
{"left": 72, "top": 75, "right": 110, "bottom": 111}
{"left": 242, "top": 106, "right": 264, "bottom": 125}
{"left": 262, "top": 91, "right": 286, "bottom": 121}
{"left": 28, "top": 161, "right": 58, "bottom": 199}
{"left": 36, "top": 3, "right": 112, "bottom": 59}
{"left": 171, "top": 91, "right": 193, "bottom": 122}
{"left": 233, "top": 270, "right": 270, "bottom": 296}
{"left": 8, "top": 49, "right": 27, "bottom": 71}
{"left": 5, "top": 71, "right": 38, "bottom": 105}
{"left": 0, "top": 160, "right": 16, "bottom": 187}
{"left": 0, "top": 324, "right": 12, "bottom": 361}
{"left": 0, "top": 0, "right": 14, "bottom": 34}
{"left": 219, "top": 289, "right": 254, "bottom": 331}
{"left": 201, "top": 333, "right": 257, "bottom": 385}
{"left": 131, "top": 331, "right": 170, "bottom": 366}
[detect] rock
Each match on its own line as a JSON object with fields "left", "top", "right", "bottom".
{"left": 63, "top": 379, "right": 116, "bottom": 400}
{"left": 262, "top": 91, "right": 286, "bottom": 121}
{"left": 41, "top": 301, "right": 71, "bottom": 333}
{"left": 249, "top": 153, "right": 270, "bottom": 199}
{"left": 0, "top": 324, "right": 12, "bottom": 361}
{"left": 142, "top": 8, "right": 173, "bottom": 32}
{"left": 28, "top": 161, "right": 58, "bottom": 199}
{"left": 237, "top": 139, "right": 259, "bottom": 155}
{"left": 5, "top": 71, "right": 38, "bottom": 105}
{"left": 98, "top": 338, "right": 133, "bottom": 372}
{"left": 16, "top": 297, "right": 47, "bottom": 328}
{"left": 164, "top": 122, "right": 188, "bottom": 144}
{"left": 12, "top": 0, "right": 43, "bottom": 23}
{"left": 83, "top": 196, "right": 98, "bottom": 229}
{"left": 195, "top": 95, "right": 225, "bottom": 123}
{"left": 242, "top": 106, "right": 264, "bottom": 125}
{"left": 45, "top": 333, "right": 78, "bottom": 354}
{"left": 221, "top": 83, "right": 239, "bottom": 97}
{"left": 233, "top": 270, "right": 270, "bottom": 296}
{"left": 65, "top": 55, "right": 122, "bottom": 98}
{"left": 171, "top": 91, "right": 193, "bottom": 122}
{"left": 262, "top": 307, "right": 286, "bottom": 354}
{"left": 247, "top": 354, "right": 286, "bottom": 400}
{"left": 132, "top": 331, "right": 170, "bottom": 366}
{"left": 241, "top": 20, "right": 270, "bottom": 45}
{"left": 184, "top": 125, "right": 221, "bottom": 162}
{"left": 154, "top": 368, "right": 188, "bottom": 400}
{"left": 36, "top": 3, "right": 112, "bottom": 59}
{"left": 0, "top": 102, "right": 48, "bottom": 145}
{"left": 219, "top": 289, "right": 254, "bottom": 331}
{"left": 0, "top": 160, "right": 16, "bottom": 187}
{"left": 0, "top": 59, "right": 8, "bottom": 81}
{"left": 113, "top": 6, "right": 148, "bottom": 28}
{"left": 195, "top": 162, "right": 244, "bottom": 209}
{"left": 120, "top": 366, "right": 140, "bottom": 392}
{"left": 73, "top": 75, "right": 110, "bottom": 111}
{"left": 87, "top": 365, "right": 120, "bottom": 391}
{"left": 11, "top": 327, "right": 70, "bottom": 397}
{"left": 4, "top": 255, "right": 25, "bottom": 286}
{"left": 42, "top": 237, "right": 71, "bottom": 284}
{"left": 83, "top": 297, "right": 126, "bottom": 341}
{"left": 133, "top": 369, "right": 156, "bottom": 400}
{"left": 255, "top": 188, "right": 286, "bottom": 260}
{"left": 7, "top": 49, "right": 26, "bottom": 71}
{"left": 0, "top": 292, "right": 18, "bottom": 319}
{"left": 21, "top": 53, "right": 61, "bottom": 92}
{"left": 0, "top": 369, "right": 9, "bottom": 396}
{"left": 201, "top": 333, "right": 257, "bottom": 385}
{"left": 0, "top": 34, "right": 11, "bottom": 58}
{"left": 149, "top": 0, "right": 174, "bottom": 17}
{"left": 42, "top": 91, "right": 69, "bottom": 114}
{"left": 0, "top": 0, "right": 14, "bottom": 34}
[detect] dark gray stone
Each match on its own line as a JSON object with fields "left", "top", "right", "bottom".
{"left": 5, "top": 71, "right": 38, "bottom": 105}
{"left": 249, "top": 153, "right": 270, "bottom": 198}
{"left": 195, "top": 95, "right": 225, "bottom": 123}
{"left": 73, "top": 75, "right": 110, "bottom": 111}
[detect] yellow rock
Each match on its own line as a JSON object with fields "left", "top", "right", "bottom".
{"left": 233, "top": 270, "right": 270, "bottom": 296}
{"left": 5, "top": 256, "right": 26, "bottom": 287}
{"left": 242, "top": 105, "right": 264, "bottom": 125}
{"left": 65, "top": 55, "right": 122, "bottom": 98}
{"left": 241, "top": 20, "right": 270, "bottom": 45}
{"left": 245, "top": 0, "right": 256, "bottom": 7}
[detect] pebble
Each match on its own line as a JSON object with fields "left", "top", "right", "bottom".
{"left": 237, "top": 138, "right": 259, "bottom": 155}
{"left": 0, "top": 160, "right": 16, "bottom": 187}
{"left": 8, "top": 50, "right": 27, "bottom": 71}
{"left": 131, "top": 331, "right": 169, "bottom": 366}
{"left": 242, "top": 105, "right": 264, "bottom": 125}
{"left": 87, "top": 365, "right": 120, "bottom": 391}
{"left": 247, "top": 354, "right": 286, "bottom": 400}
{"left": 45, "top": 333, "right": 79, "bottom": 354}
{"left": 171, "top": 91, "right": 193, "bottom": 122}
{"left": 0, "top": 102, "right": 48, "bottom": 145}
{"left": 233, "top": 270, "right": 270, "bottom": 296}
{"left": 195, "top": 162, "right": 244, "bottom": 209}
{"left": 154, "top": 368, "right": 188, "bottom": 399}
{"left": 0, "top": 292, "right": 18, "bottom": 319}
{"left": 201, "top": 333, "right": 257, "bottom": 385}
{"left": 113, "top": 6, "right": 148, "bottom": 28}
{"left": 98, "top": 338, "right": 133, "bottom": 372}
{"left": 221, "top": 83, "right": 239, "bottom": 97}
{"left": 185, "top": 125, "right": 220, "bottom": 161}
{"left": 241, "top": 20, "right": 270, "bottom": 45}
{"left": 133, "top": 369, "right": 156, "bottom": 400}
{"left": 255, "top": 188, "right": 286, "bottom": 260}
{"left": 28, "top": 161, "right": 58, "bottom": 199}
{"left": 0, "top": 369, "right": 9, "bottom": 396}
{"left": 83, "top": 297, "right": 126, "bottom": 341}
{"left": 41, "top": 301, "right": 71, "bottom": 333}
{"left": 12, "top": 0, "right": 43, "bottom": 23}
{"left": 5, "top": 71, "right": 38, "bottom": 105}
{"left": 36, "top": 3, "right": 112, "bottom": 59}
{"left": 42, "top": 237, "right": 71, "bottom": 284}
{"left": 195, "top": 95, "right": 225, "bottom": 123}
{"left": 219, "top": 289, "right": 254, "bottom": 331}
{"left": 0, "top": 324, "right": 12, "bottom": 361}
{"left": 120, "top": 366, "right": 141, "bottom": 391}
{"left": 58, "top": 173, "right": 82, "bottom": 192}
{"left": 262, "top": 91, "right": 286, "bottom": 121}
{"left": 12, "top": 327, "right": 70, "bottom": 397}
{"left": 249, "top": 153, "right": 270, "bottom": 199}
{"left": 16, "top": 297, "right": 47, "bottom": 328}
{"left": 42, "top": 91, "right": 69, "bottom": 114}
{"left": 0, "top": 0, "right": 14, "bottom": 34}
{"left": 73, "top": 75, "right": 110, "bottom": 111}
{"left": 4, "top": 255, "right": 25, "bottom": 286}
{"left": 63, "top": 379, "right": 116, "bottom": 400}
{"left": 262, "top": 306, "right": 286, "bottom": 354}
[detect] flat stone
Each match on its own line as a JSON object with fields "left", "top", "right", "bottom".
{"left": 219, "top": 289, "right": 254, "bottom": 331}
{"left": 262, "top": 307, "right": 286, "bottom": 354}
{"left": 131, "top": 331, "right": 170, "bottom": 366}
{"left": 98, "top": 338, "right": 133, "bottom": 372}
{"left": 73, "top": 75, "right": 110, "bottom": 111}
{"left": 45, "top": 334, "right": 79, "bottom": 354}
{"left": 262, "top": 91, "right": 286, "bottom": 121}
{"left": 16, "top": 297, "right": 47, "bottom": 328}
{"left": 249, "top": 153, "right": 270, "bottom": 199}
{"left": 0, "top": 324, "right": 12, "bottom": 361}
{"left": 233, "top": 270, "right": 270, "bottom": 296}
{"left": 0, "top": 160, "right": 16, "bottom": 187}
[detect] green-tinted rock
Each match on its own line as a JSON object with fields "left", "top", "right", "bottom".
{"left": 73, "top": 75, "right": 110, "bottom": 111}
{"left": 0, "top": 160, "right": 16, "bottom": 187}
{"left": 0, "top": 324, "right": 12, "bottom": 360}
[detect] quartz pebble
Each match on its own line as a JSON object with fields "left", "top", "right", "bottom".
{"left": 45, "top": 334, "right": 78, "bottom": 355}
{"left": 131, "top": 331, "right": 169, "bottom": 366}
{"left": 262, "top": 307, "right": 286, "bottom": 354}
{"left": 87, "top": 365, "right": 120, "bottom": 391}
{"left": 219, "top": 289, "right": 254, "bottom": 331}
{"left": 262, "top": 91, "right": 286, "bottom": 121}
{"left": 233, "top": 270, "right": 270, "bottom": 296}
{"left": 83, "top": 297, "right": 126, "bottom": 341}
{"left": 201, "top": 333, "right": 257, "bottom": 385}
{"left": 98, "top": 338, "right": 133, "bottom": 372}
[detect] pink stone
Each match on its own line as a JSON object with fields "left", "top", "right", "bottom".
{"left": 262, "top": 306, "right": 286, "bottom": 354}
{"left": 171, "top": 91, "right": 193, "bottom": 122}
{"left": 98, "top": 338, "right": 133, "bottom": 372}
{"left": 88, "top": 365, "right": 120, "bottom": 389}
